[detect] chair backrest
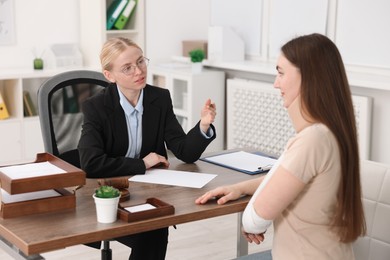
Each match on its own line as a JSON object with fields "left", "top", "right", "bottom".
{"left": 37, "top": 70, "right": 109, "bottom": 167}
{"left": 353, "top": 160, "right": 390, "bottom": 260}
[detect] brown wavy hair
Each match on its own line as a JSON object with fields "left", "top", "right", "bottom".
{"left": 281, "top": 33, "right": 366, "bottom": 242}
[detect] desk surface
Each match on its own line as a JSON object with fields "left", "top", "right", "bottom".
{"left": 0, "top": 153, "right": 258, "bottom": 256}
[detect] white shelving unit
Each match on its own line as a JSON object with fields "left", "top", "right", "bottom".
{"left": 147, "top": 63, "right": 225, "bottom": 153}
{"left": 0, "top": 1, "right": 145, "bottom": 165}
{"left": 79, "top": 0, "right": 145, "bottom": 68}
{"left": 0, "top": 68, "right": 87, "bottom": 165}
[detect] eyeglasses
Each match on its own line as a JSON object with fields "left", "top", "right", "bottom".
{"left": 120, "top": 57, "right": 149, "bottom": 76}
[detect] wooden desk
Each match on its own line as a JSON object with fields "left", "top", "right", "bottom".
{"left": 0, "top": 154, "right": 257, "bottom": 258}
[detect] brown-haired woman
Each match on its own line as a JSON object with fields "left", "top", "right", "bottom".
{"left": 196, "top": 33, "right": 366, "bottom": 259}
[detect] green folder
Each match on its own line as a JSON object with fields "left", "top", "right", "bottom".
{"left": 106, "top": 0, "right": 129, "bottom": 30}
{"left": 114, "top": 0, "right": 137, "bottom": 30}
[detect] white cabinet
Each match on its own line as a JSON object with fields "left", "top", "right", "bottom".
{"left": 147, "top": 64, "right": 225, "bottom": 153}
{"left": 79, "top": 0, "right": 145, "bottom": 68}
{"left": 0, "top": 69, "right": 82, "bottom": 165}
{"left": 0, "top": 121, "right": 23, "bottom": 163}
{"left": 0, "top": 1, "right": 145, "bottom": 165}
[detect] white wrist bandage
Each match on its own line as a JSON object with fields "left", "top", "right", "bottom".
{"left": 242, "top": 201, "right": 272, "bottom": 234}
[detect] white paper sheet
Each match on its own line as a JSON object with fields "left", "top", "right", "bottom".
{"left": 125, "top": 203, "right": 156, "bottom": 213}
{"left": 1, "top": 189, "right": 61, "bottom": 204}
{"left": 129, "top": 169, "right": 217, "bottom": 188}
{"left": 0, "top": 162, "right": 66, "bottom": 179}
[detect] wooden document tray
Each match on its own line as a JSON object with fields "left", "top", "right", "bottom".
{"left": 0, "top": 153, "right": 84, "bottom": 218}
{"left": 0, "top": 153, "right": 86, "bottom": 195}
{"left": 0, "top": 188, "right": 75, "bottom": 219}
{"left": 118, "top": 198, "right": 175, "bottom": 222}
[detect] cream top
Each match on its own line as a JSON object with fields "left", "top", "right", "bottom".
{"left": 272, "top": 123, "right": 354, "bottom": 260}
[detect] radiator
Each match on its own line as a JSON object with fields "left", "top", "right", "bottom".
{"left": 227, "top": 78, "right": 372, "bottom": 159}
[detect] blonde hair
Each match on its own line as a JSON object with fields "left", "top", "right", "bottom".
{"left": 100, "top": 37, "right": 142, "bottom": 71}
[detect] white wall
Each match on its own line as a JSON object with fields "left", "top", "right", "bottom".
{"left": 0, "top": 0, "right": 79, "bottom": 69}
{"left": 144, "top": 0, "right": 390, "bottom": 165}
{"left": 1, "top": 0, "right": 389, "bottom": 165}
{"left": 351, "top": 86, "right": 390, "bottom": 164}
{"left": 145, "top": 0, "right": 210, "bottom": 63}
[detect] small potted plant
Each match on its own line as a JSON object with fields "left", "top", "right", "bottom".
{"left": 188, "top": 48, "right": 205, "bottom": 73}
{"left": 93, "top": 185, "right": 121, "bottom": 223}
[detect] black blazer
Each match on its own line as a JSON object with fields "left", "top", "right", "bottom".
{"left": 78, "top": 84, "right": 216, "bottom": 178}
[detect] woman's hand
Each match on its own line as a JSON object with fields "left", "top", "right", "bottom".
{"left": 200, "top": 98, "right": 216, "bottom": 133}
{"left": 195, "top": 185, "right": 242, "bottom": 205}
{"left": 143, "top": 152, "right": 170, "bottom": 169}
{"left": 242, "top": 230, "right": 265, "bottom": 245}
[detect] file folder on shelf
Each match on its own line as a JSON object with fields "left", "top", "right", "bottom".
{"left": 0, "top": 91, "right": 10, "bottom": 119}
{"left": 106, "top": 0, "right": 129, "bottom": 30}
{"left": 201, "top": 150, "right": 277, "bottom": 175}
{"left": 114, "top": 0, "right": 137, "bottom": 30}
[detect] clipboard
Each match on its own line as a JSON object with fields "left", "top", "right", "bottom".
{"left": 200, "top": 151, "right": 277, "bottom": 175}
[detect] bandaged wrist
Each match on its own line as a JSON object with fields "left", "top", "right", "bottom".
{"left": 242, "top": 201, "right": 272, "bottom": 234}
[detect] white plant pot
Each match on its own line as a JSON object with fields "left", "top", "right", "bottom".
{"left": 191, "top": 62, "right": 203, "bottom": 74}
{"left": 93, "top": 194, "right": 120, "bottom": 223}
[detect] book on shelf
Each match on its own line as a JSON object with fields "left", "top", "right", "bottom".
{"left": 23, "top": 91, "right": 37, "bottom": 117}
{"left": 114, "top": 0, "right": 137, "bottom": 30}
{"left": 0, "top": 91, "right": 10, "bottom": 119}
{"left": 106, "top": 0, "right": 129, "bottom": 30}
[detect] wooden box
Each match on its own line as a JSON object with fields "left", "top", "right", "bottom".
{"left": 118, "top": 198, "right": 174, "bottom": 222}
{"left": 0, "top": 153, "right": 86, "bottom": 218}
{"left": 182, "top": 40, "right": 208, "bottom": 59}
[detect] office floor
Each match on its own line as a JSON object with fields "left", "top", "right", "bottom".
{"left": 0, "top": 213, "right": 273, "bottom": 260}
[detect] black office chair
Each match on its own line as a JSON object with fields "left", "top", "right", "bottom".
{"left": 37, "top": 70, "right": 114, "bottom": 260}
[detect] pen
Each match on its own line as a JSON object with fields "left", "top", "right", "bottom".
{"left": 258, "top": 164, "right": 273, "bottom": 171}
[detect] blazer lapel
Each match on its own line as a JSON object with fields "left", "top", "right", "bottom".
{"left": 141, "top": 85, "right": 161, "bottom": 153}
{"left": 104, "top": 84, "right": 129, "bottom": 154}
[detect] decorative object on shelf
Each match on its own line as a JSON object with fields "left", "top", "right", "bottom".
{"left": 93, "top": 185, "right": 121, "bottom": 223}
{"left": 33, "top": 58, "right": 44, "bottom": 70}
{"left": 0, "top": 91, "right": 10, "bottom": 119}
{"left": 32, "top": 47, "right": 45, "bottom": 70}
{"left": 114, "top": 0, "right": 137, "bottom": 30}
{"left": 189, "top": 48, "right": 205, "bottom": 74}
{"left": 182, "top": 40, "right": 208, "bottom": 59}
{"left": 49, "top": 43, "right": 83, "bottom": 68}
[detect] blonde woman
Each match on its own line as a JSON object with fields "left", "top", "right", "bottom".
{"left": 79, "top": 37, "right": 217, "bottom": 260}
